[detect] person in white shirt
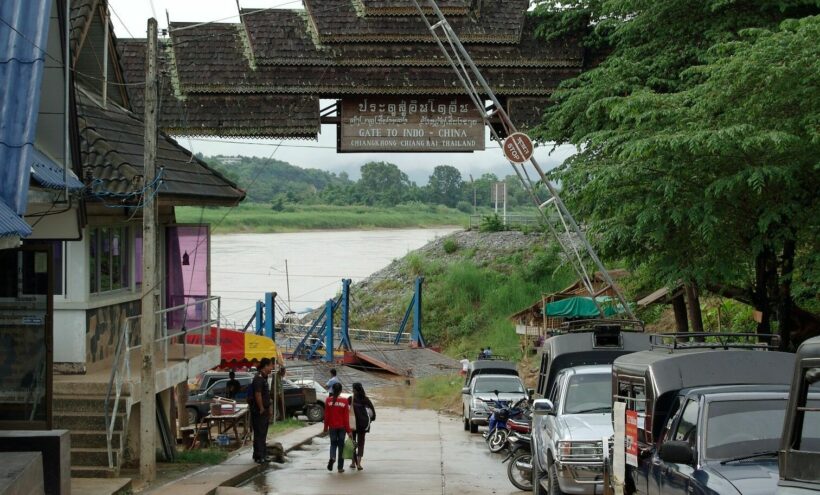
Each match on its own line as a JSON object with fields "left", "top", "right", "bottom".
{"left": 459, "top": 357, "right": 470, "bottom": 376}
{"left": 326, "top": 368, "right": 341, "bottom": 390}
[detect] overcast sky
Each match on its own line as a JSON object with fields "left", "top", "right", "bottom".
{"left": 107, "top": 0, "right": 575, "bottom": 184}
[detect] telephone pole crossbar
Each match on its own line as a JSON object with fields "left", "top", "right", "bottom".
{"left": 410, "top": 0, "right": 635, "bottom": 320}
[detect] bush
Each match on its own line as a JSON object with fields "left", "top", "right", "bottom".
{"left": 456, "top": 200, "right": 473, "bottom": 214}
{"left": 442, "top": 238, "right": 459, "bottom": 254}
{"left": 479, "top": 214, "right": 505, "bottom": 232}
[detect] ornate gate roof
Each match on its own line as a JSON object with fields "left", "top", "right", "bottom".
{"left": 118, "top": 0, "right": 588, "bottom": 138}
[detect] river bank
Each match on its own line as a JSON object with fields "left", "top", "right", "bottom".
{"left": 176, "top": 203, "right": 469, "bottom": 234}
{"left": 343, "top": 230, "right": 576, "bottom": 360}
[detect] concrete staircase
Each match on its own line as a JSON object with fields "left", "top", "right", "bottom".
{"left": 53, "top": 393, "right": 132, "bottom": 478}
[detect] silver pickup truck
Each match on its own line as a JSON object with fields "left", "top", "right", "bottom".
{"left": 532, "top": 365, "right": 613, "bottom": 495}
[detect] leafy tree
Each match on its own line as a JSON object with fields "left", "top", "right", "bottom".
{"left": 426, "top": 165, "right": 464, "bottom": 207}
{"left": 532, "top": 1, "right": 819, "bottom": 346}
{"left": 357, "top": 161, "right": 413, "bottom": 206}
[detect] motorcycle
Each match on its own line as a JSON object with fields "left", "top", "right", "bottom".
{"left": 482, "top": 396, "right": 530, "bottom": 453}
{"left": 502, "top": 431, "right": 532, "bottom": 491}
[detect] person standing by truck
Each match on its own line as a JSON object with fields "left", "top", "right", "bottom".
{"left": 323, "top": 382, "right": 352, "bottom": 473}
{"left": 250, "top": 358, "right": 273, "bottom": 464}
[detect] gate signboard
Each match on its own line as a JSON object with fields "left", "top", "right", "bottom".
{"left": 338, "top": 96, "right": 485, "bottom": 152}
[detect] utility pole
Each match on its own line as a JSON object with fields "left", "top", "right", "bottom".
{"left": 469, "top": 174, "right": 476, "bottom": 214}
{"left": 140, "top": 17, "right": 159, "bottom": 483}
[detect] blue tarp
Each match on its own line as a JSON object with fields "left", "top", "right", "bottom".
{"left": 30, "top": 147, "right": 84, "bottom": 190}
{"left": 0, "top": 0, "right": 53, "bottom": 219}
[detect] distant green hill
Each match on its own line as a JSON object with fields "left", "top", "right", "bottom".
{"left": 204, "top": 155, "right": 352, "bottom": 203}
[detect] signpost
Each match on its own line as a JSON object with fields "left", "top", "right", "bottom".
{"left": 338, "top": 96, "right": 485, "bottom": 152}
{"left": 502, "top": 132, "right": 534, "bottom": 164}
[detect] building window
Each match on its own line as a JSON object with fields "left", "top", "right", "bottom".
{"left": 89, "top": 226, "right": 130, "bottom": 293}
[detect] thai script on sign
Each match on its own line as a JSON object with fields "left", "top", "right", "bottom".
{"left": 357, "top": 98, "right": 473, "bottom": 118}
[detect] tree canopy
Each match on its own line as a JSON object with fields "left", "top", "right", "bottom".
{"left": 531, "top": 1, "right": 819, "bottom": 346}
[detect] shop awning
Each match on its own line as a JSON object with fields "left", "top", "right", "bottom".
{"left": 186, "top": 327, "right": 279, "bottom": 364}
{"left": 544, "top": 296, "right": 623, "bottom": 318}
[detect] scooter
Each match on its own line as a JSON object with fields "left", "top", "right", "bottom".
{"left": 502, "top": 431, "right": 532, "bottom": 491}
{"left": 482, "top": 396, "right": 530, "bottom": 453}
{"left": 480, "top": 395, "right": 511, "bottom": 453}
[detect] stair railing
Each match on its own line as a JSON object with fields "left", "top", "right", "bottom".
{"left": 104, "top": 316, "right": 136, "bottom": 469}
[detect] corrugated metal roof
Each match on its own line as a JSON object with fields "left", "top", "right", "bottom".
{"left": 0, "top": 0, "right": 53, "bottom": 216}
{"left": 30, "top": 147, "right": 84, "bottom": 190}
{"left": 0, "top": 197, "right": 32, "bottom": 239}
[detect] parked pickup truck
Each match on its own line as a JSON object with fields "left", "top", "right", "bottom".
{"left": 610, "top": 333, "right": 809, "bottom": 495}
{"left": 777, "top": 335, "right": 820, "bottom": 495}
{"left": 532, "top": 365, "right": 614, "bottom": 495}
{"left": 462, "top": 360, "right": 529, "bottom": 434}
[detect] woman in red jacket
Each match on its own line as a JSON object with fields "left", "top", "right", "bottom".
{"left": 323, "top": 382, "right": 351, "bottom": 473}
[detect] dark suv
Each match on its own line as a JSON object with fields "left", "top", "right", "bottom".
{"left": 186, "top": 376, "right": 253, "bottom": 423}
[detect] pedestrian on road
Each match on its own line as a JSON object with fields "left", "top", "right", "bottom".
{"left": 459, "top": 355, "right": 469, "bottom": 377}
{"left": 350, "top": 382, "right": 376, "bottom": 470}
{"left": 323, "top": 382, "right": 352, "bottom": 473}
{"left": 326, "top": 368, "right": 341, "bottom": 390}
{"left": 250, "top": 358, "right": 273, "bottom": 463}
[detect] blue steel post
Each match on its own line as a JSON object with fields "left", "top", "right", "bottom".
{"left": 255, "top": 300, "right": 264, "bottom": 335}
{"left": 324, "top": 299, "right": 335, "bottom": 362}
{"left": 264, "top": 292, "right": 275, "bottom": 340}
{"left": 340, "top": 279, "right": 352, "bottom": 350}
{"left": 412, "top": 277, "right": 425, "bottom": 347}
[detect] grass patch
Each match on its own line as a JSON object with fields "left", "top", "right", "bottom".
{"left": 173, "top": 448, "right": 228, "bottom": 465}
{"left": 176, "top": 203, "right": 469, "bottom": 233}
{"left": 269, "top": 418, "right": 305, "bottom": 435}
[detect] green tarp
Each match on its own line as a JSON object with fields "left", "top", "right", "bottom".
{"left": 544, "top": 296, "right": 621, "bottom": 318}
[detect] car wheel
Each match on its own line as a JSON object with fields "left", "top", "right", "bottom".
{"left": 469, "top": 410, "right": 479, "bottom": 433}
{"left": 186, "top": 407, "right": 199, "bottom": 425}
{"left": 532, "top": 454, "right": 547, "bottom": 495}
{"left": 549, "top": 463, "right": 566, "bottom": 495}
{"left": 306, "top": 403, "right": 324, "bottom": 423}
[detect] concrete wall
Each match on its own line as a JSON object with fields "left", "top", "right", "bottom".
{"left": 86, "top": 299, "right": 142, "bottom": 366}
{"left": 0, "top": 430, "right": 70, "bottom": 495}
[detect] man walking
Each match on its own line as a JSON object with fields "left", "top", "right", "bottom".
{"left": 326, "top": 368, "right": 341, "bottom": 390}
{"left": 251, "top": 358, "right": 273, "bottom": 463}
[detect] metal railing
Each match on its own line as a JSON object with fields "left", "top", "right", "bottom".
{"left": 468, "top": 214, "right": 540, "bottom": 230}
{"left": 275, "top": 322, "right": 411, "bottom": 356}
{"left": 103, "top": 296, "right": 221, "bottom": 469}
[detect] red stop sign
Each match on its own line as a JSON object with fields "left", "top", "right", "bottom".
{"left": 502, "top": 132, "right": 534, "bottom": 164}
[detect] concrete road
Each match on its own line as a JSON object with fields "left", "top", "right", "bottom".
{"left": 240, "top": 407, "right": 521, "bottom": 495}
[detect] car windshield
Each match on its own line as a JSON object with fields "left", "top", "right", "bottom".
{"left": 705, "top": 399, "right": 788, "bottom": 460}
{"left": 563, "top": 373, "right": 612, "bottom": 414}
{"left": 474, "top": 376, "right": 525, "bottom": 394}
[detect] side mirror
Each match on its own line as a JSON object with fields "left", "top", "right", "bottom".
{"left": 461, "top": 387, "right": 471, "bottom": 395}
{"left": 659, "top": 441, "right": 694, "bottom": 464}
{"left": 532, "top": 399, "right": 555, "bottom": 416}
